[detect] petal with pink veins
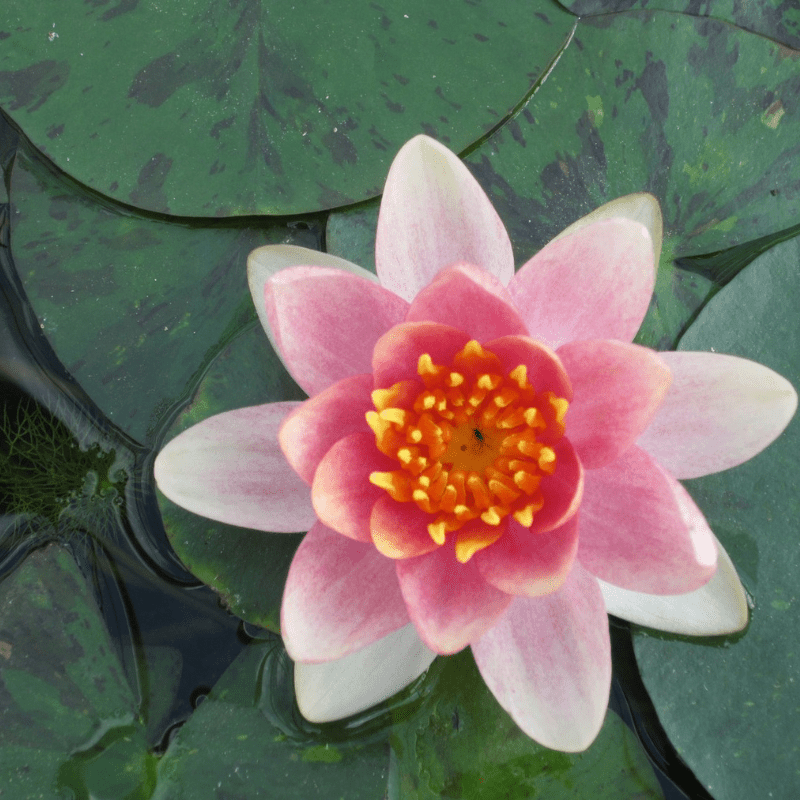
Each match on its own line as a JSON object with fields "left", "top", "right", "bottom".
{"left": 508, "top": 218, "right": 655, "bottom": 349}
{"left": 558, "top": 340, "right": 671, "bottom": 469}
{"left": 484, "top": 334, "right": 572, "bottom": 400}
{"left": 375, "top": 135, "right": 515, "bottom": 301}
{"left": 281, "top": 522, "right": 410, "bottom": 662}
{"left": 396, "top": 540, "right": 512, "bottom": 655}
{"left": 578, "top": 445, "right": 717, "bottom": 594}
{"left": 154, "top": 403, "right": 316, "bottom": 533}
{"left": 279, "top": 373, "right": 373, "bottom": 485}
{"left": 372, "top": 321, "right": 470, "bottom": 388}
{"left": 475, "top": 516, "right": 579, "bottom": 597}
{"left": 263, "top": 265, "right": 408, "bottom": 396}
{"left": 599, "top": 534, "right": 748, "bottom": 635}
{"left": 294, "top": 624, "right": 437, "bottom": 723}
{"left": 472, "top": 562, "right": 611, "bottom": 752}
{"left": 312, "top": 432, "right": 395, "bottom": 543}
{"left": 405, "top": 263, "right": 528, "bottom": 341}
{"left": 637, "top": 351, "right": 797, "bottom": 479}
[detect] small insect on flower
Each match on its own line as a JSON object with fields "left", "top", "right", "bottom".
{"left": 473, "top": 427, "right": 484, "bottom": 442}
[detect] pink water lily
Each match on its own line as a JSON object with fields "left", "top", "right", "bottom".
{"left": 155, "top": 136, "right": 796, "bottom": 752}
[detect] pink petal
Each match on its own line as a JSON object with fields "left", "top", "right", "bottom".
{"left": 154, "top": 403, "right": 316, "bottom": 532}
{"left": 281, "top": 522, "right": 410, "bottom": 662}
{"left": 508, "top": 219, "right": 655, "bottom": 349}
{"left": 578, "top": 445, "right": 717, "bottom": 594}
{"left": 471, "top": 562, "right": 611, "bottom": 752}
{"left": 637, "top": 351, "right": 797, "bottom": 479}
{"left": 279, "top": 374, "right": 373, "bottom": 485}
{"left": 558, "top": 340, "right": 672, "bottom": 469}
{"left": 247, "top": 244, "right": 379, "bottom": 360}
{"left": 405, "top": 262, "right": 528, "bottom": 340}
{"left": 484, "top": 334, "right": 572, "bottom": 400}
{"left": 396, "top": 540, "right": 512, "bottom": 655}
{"left": 265, "top": 266, "right": 408, "bottom": 396}
{"left": 372, "top": 321, "right": 470, "bottom": 388}
{"left": 311, "top": 432, "right": 394, "bottom": 543}
{"left": 475, "top": 516, "right": 579, "bottom": 597}
{"left": 370, "top": 496, "right": 442, "bottom": 559}
{"left": 531, "top": 438, "right": 584, "bottom": 534}
{"left": 294, "top": 624, "right": 437, "bottom": 723}
{"left": 598, "top": 533, "right": 748, "bottom": 635}
{"left": 375, "top": 135, "right": 515, "bottom": 301}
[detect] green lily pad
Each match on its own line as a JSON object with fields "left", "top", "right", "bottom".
{"left": 159, "top": 322, "right": 306, "bottom": 633}
{"left": 153, "top": 637, "right": 389, "bottom": 799}
{"left": 633, "top": 234, "right": 800, "bottom": 800}
{"left": 390, "top": 648, "right": 663, "bottom": 799}
{"left": 0, "top": 0, "right": 574, "bottom": 216}
{"left": 7, "top": 136, "right": 311, "bottom": 445}
{"left": 557, "top": 0, "right": 800, "bottom": 50}
{"left": 0, "top": 544, "right": 154, "bottom": 799}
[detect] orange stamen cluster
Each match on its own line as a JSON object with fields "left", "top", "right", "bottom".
{"left": 367, "top": 340, "right": 569, "bottom": 562}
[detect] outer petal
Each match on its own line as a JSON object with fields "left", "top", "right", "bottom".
{"left": 281, "top": 522, "right": 409, "bottom": 662}
{"left": 405, "top": 262, "right": 528, "bottom": 341}
{"left": 599, "top": 534, "right": 748, "bottom": 635}
{"left": 550, "top": 193, "right": 663, "bottom": 268}
{"left": 375, "top": 135, "right": 515, "bottom": 301}
{"left": 294, "top": 624, "right": 436, "bottom": 723}
{"left": 264, "top": 265, "right": 408, "bottom": 396}
{"left": 396, "top": 540, "right": 512, "bottom": 655}
{"left": 312, "top": 432, "right": 394, "bottom": 543}
{"left": 578, "top": 446, "right": 717, "bottom": 594}
{"left": 637, "top": 351, "right": 797, "bottom": 479}
{"left": 279, "top": 373, "right": 373, "bottom": 485}
{"left": 474, "top": 515, "right": 579, "bottom": 598}
{"left": 154, "top": 403, "right": 316, "bottom": 533}
{"left": 372, "top": 321, "right": 470, "bottom": 388}
{"left": 508, "top": 218, "right": 655, "bottom": 349}
{"left": 558, "top": 340, "right": 672, "bottom": 469}
{"left": 472, "top": 562, "right": 611, "bottom": 752}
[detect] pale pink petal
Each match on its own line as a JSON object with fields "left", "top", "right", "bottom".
{"left": 508, "top": 219, "right": 655, "bottom": 349}
{"left": 396, "top": 540, "right": 512, "bottom": 655}
{"left": 375, "top": 135, "right": 515, "bottom": 301}
{"left": 279, "top": 374, "right": 373, "bottom": 484}
{"left": 599, "top": 534, "right": 748, "bottom": 635}
{"left": 578, "top": 445, "right": 717, "bottom": 594}
{"left": 247, "top": 244, "right": 379, "bottom": 357}
{"left": 637, "top": 351, "right": 797, "bottom": 479}
{"left": 474, "top": 516, "right": 579, "bottom": 597}
{"left": 370, "top": 496, "right": 442, "bottom": 559}
{"left": 311, "top": 432, "right": 394, "bottom": 543}
{"left": 531, "top": 438, "right": 584, "bottom": 534}
{"left": 294, "top": 624, "right": 436, "bottom": 723}
{"left": 405, "top": 263, "right": 528, "bottom": 340}
{"left": 154, "top": 403, "right": 316, "bottom": 532}
{"left": 372, "top": 321, "right": 470, "bottom": 388}
{"left": 264, "top": 266, "right": 408, "bottom": 396}
{"left": 472, "top": 562, "right": 611, "bottom": 752}
{"left": 484, "top": 334, "right": 572, "bottom": 400}
{"left": 558, "top": 340, "right": 672, "bottom": 469}
{"left": 551, "top": 193, "right": 663, "bottom": 268}
{"left": 281, "top": 522, "right": 409, "bottom": 662}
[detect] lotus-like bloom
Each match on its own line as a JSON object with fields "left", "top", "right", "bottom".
{"left": 155, "top": 136, "right": 796, "bottom": 752}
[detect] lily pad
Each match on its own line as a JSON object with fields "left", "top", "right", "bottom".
{"left": 557, "top": 0, "right": 800, "bottom": 50}
{"left": 0, "top": 0, "right": 574, "bottom": 216}
{"left": 0, "top": 544, "right": 154, "bottom": 799}
{"left": 153, "top": 637, "right": 390, "bottom": 799}
{"left": 389, "top": 648, "right": 664, "bottom": 799}
{"left": 158, "top": 322, "right": 306, "bottom": 633}
{"left": 7, "top": 135, "right": 314, "bottom": 445}
{"left": 633, "top": 234, "right": 800, "bottom": 800}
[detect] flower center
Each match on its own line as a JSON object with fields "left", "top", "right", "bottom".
{"left": 366, "top": 339, "right": 569, "bottom": 562}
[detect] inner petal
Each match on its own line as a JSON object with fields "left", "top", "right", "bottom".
{"left": 367, "top": 339, "right": 571, "bottom": 562}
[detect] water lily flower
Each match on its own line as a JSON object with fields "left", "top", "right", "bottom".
{"left": 154, "top": 135, "right": 796, "bottom": 752}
